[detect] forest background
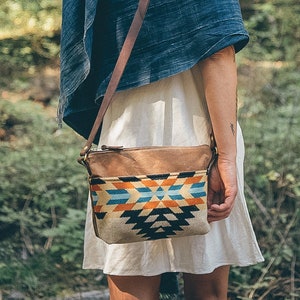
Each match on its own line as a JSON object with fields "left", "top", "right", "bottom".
{"left": 0, "top": 0, "right": 299, "bottom": 299}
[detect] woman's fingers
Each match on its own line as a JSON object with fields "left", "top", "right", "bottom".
{"left": 208, "top": 198, "right": 235, "bottom": 222}
{"left": 207, "top": 158, "right": 237, "bottom": 222}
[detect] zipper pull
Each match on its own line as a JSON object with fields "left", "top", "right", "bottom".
{"left": 101, "top": 145, "right": 124, "bottom": 151}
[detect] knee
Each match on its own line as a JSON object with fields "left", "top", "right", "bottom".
{"left": 108, "top": 275, "right": 161, "bottom": 300}
{"left": 185, "top": 286, "right": 227, "bottom": 300}
{"left": 183, "top": 266, "right": 230, "bottom": 300}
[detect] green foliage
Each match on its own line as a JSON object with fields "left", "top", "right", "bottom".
{"left": 229, "top": 63, "right": 300, "bottom": 298}
{"left": 0, "top": 35, "right": 60, "bottom": 81}
{"left": 0, "top": 0, "right": 61, "bottom": 35}
{"left": 0, "top": 100, "right": 103, "bottom": 298}
{"left": 242, "top": 0, "right": 300, "bottom": 63}
{"left": 0, "top": 0, "right": 61, "bottom": 83}
{"left": 0, "top": 0, "right": 299, "bottom": 298}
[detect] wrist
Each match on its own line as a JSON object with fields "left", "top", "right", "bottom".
{"left": 216, "top": 151, "right": 237, "bottom": 163}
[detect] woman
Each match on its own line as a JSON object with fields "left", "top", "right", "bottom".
{"left": 59, "top": 1, "right": 264, "bottom": 299}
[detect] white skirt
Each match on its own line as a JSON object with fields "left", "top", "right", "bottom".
{"left": 83, "top": 64, "right": 264, "bottom": 275}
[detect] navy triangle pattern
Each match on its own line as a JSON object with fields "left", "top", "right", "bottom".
{"left": 121, "top": 205, "right": 200, "bottom": 240}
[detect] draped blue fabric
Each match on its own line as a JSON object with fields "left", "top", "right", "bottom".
{"left": 59, "top": 0, "right": 249, "bottom": 141}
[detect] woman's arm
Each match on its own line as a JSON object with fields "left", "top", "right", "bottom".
{"left": 199, "top": 46, "right": 238, "bottom": 222}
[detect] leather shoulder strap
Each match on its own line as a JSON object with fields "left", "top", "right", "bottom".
{"left": 80, "top": 0, "right": 150, "bottom": 156}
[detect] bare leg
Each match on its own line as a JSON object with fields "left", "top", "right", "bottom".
{"left": 107, "top": 275, "right": 161, "bottom": 300}
{"left": 183, "top": 266, "right": 230, "bottom": 300}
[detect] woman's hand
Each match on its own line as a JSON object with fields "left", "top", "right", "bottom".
{"left": 207, "top": 156, "right": 237, "bottom": 222}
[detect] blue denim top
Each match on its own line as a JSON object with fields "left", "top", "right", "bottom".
{"left": 59, "top": 0, "right": 249, "bottom": 141}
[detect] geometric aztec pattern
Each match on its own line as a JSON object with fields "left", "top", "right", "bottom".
{"left": 90, "top": 171, "right": 208, "bottom": 241}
